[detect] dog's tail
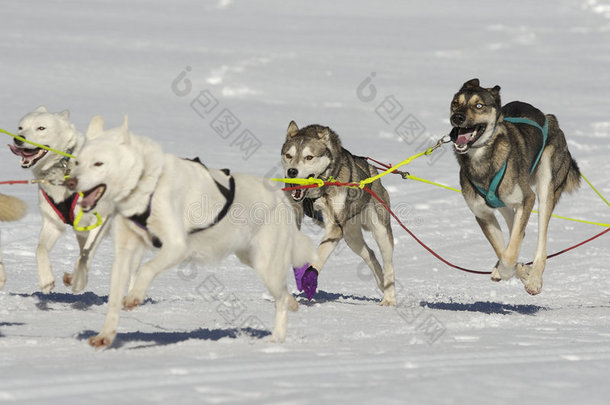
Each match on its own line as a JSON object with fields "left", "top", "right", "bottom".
{"left": 564, "top": 157, "right": 581, "bottom": 194}
{"left": 0, "top": 193, "right": 27, "bottom": 222}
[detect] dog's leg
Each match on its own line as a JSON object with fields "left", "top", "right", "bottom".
{"left": 311, "top": 221, "right": 343, "bottom": 272}
{"left": 127, "top": 242, "right": 145, "bottom": 292}
{"left": 67, "top": 216, "right": 111, "bottom": 293}
{"left": 497, "top": 191, "right": 535, "bottom": 280}
{"left": 524, "top": 154, "right": 555, "bottom": 295}
{"left": 474, "top": 213, "right": 507, "bottom": 281}
{"left": 89, "top": 218, "right": 139, "bottom": 348}
{"left": 248, "top": 226, "right": 298, "bottom": 343}
{"left": 367, "top": 209, "right": 396, "bottom": 306}
{"left": 63, "top": 233, "right": 87, "bottom": 288}
{"left": 343, "top": 221, "right": 384, "bottom": 288}
{"left": 0, "top": 231, "right": 5, "bottom": 290}
{"left": 499, "top": 207, "right": 515, "bottom": 235}
{"left": 270, "top": 290, "right": 298, "bottom": 343}
{"left": 123, "top": 236, "right": 188, "bottom": 309}
{"left": 36, "top": 217, "right": 64, "bottom": 294}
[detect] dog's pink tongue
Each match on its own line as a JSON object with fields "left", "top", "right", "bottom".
{"left": 456, "top": 131, "right": 474, "bottom": 146}
{"left": 79, "top": 189, "right": 100, "bottom": 209}
{"left": 8, "top": 144, "right": 26, "bottom": 157}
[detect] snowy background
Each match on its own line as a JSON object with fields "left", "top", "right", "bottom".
{"left": 1, "top": 0, "right": 609, "bottom": 404}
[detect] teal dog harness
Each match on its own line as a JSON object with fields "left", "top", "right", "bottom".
{"left": 469, "top": 116, "right": 548, "bottom": 208}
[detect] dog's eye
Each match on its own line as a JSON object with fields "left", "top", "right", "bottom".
{"left": 94, "top": 162, "right": 104, "bottom": 167}
{"left": 37, "top": 126, "right": 46, "bottom": 131}
{"left": 74, "top": 161, "right": 79, "bottom": 166}
{"left": 305, "top": 155, "right": 314, "bottom": 161}
{"left": 285, "top": 153, "right": 293, "bottom": 160}
{"left": 475, "top": 103, "right": 484, "bottom": 109}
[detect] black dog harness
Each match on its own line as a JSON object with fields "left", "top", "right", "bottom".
{"left": 128, "top": 157, "right": 235, "bottom": 248}
{"left": 303, "top": 197, "right": 324, "bottom": 222}
{"left": 40, "top": 188, "right": 79, "bottom": 226}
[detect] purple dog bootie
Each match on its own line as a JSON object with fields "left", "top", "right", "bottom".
{"left": 292, "top": 264, "right": 319, "bottom": 300}
{"left": 293, "top": 263, "right": 309, "bottom": 291}
{"left": 302, "top": 267, "right": 319, "bottom": 300}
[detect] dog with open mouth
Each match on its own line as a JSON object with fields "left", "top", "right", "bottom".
{"left": 7, "top": 106, "right": 113, "bottom": 294}
{"left": 281, "top": 122, "right": 396, "bottom": 305}
{"left": 65, "top": 115, "right": 314, "bottom": 347}
{"left": 449, "top": 78, "right": 581, "bottom": 295}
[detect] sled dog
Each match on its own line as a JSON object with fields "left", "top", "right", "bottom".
{"left": 449, "top": 78, "right": 580, "bottom": 295}
{"left": 281, "top": 121, "right": 396, "bottom": 305}
{"left": 0, "top": 193, "right": 27, "bottom": 289}
{"left": 65, "top": 116, "right": 313, "bottom": 347}
{"left": 8, "top": 106, "right": 113, "bottom": 293}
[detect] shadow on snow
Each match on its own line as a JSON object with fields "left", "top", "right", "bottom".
{"left": 420, "top": 300, "right": 546, "bottom": 315}
{"left": 10, "top": 291, "right": 155, "bottom": 311}
{"left": 297, "top": 290, "right": 381, "bottom": 305}
{"left": 77, "top": 327, "right": 271, "bottom": 349}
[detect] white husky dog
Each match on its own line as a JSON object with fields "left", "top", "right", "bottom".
{"left": 8, "top": 106, "right": 113, "bottom": 293}
{"left": 65, "top": 116, "right": 314, "bottom": 347}
{"left": 0, "top": 193, "right": 27, "bottom": 289}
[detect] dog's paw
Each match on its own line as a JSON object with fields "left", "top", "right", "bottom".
{"left": 380, "top": 293, "right": 396, "bottom": 307}
{"left": 515, "top": 263, "right": 531, "bottom": 282}
{"left": 292, "top": 263, "right": 309, "bottom": 291}
{"left": 89, "top": 332, "right": 115, "bottom": 348}
{"left": 491, "top": 266, "right": 502, "bottom": 282}
{"left": 524, "top": 274, "right": 543, "bottom": 295}
{"left": 496, "top": 261, "right": 515, "bottom": 280}
{"left": 40, "top": 280, "right": 55, "bottom": 294}
{"left": 269, "top": 330, "right": 286, "bottom": 343}
{"left": 0, "top": 266, "right": 6, "bottom": 291}
{"left": 70, "top": 272, "right": 88, "bottom": 294}
{"left": 122, "top": 295, "right": 143, "bottom": 310}
{"left": 302, "top": 267, "right": 318, "bottom": 301}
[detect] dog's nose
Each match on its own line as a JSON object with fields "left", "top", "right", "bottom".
{"left": 451, "top": 112, "right": 466, "bottom": 126}
{"left": 287, "top": 168, "right": 298, "bottom": 178}
{"left": 64, "top": 177, "right": 78, "bottom": 191}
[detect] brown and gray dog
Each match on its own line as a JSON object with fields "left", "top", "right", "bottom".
{"left": 281, "top": 121, "right": 396, "bottom": 305}
{"left": 449, "top": 78, "right": 580, "bottom": 295}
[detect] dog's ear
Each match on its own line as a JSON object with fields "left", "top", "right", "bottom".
{"left": 34, "top": 106, "right": 48, "bottom": 113}
{"left": 58, "top": 109, "right": 70, "bottom": 120}
{"left": 86, "top": 116, "right": 105, "bottom": 140}
{"left": 317, "top": 127, "right": 330, "bottom": 141}
{"left": 118, "top": 115, "right": 131, "bottom": 145}
{"left": 461, "top": 78, "right": 480, "bottom": 90}
{"left": 120, "top": 115, "right": 129, "bottom": 133}
{"left": 490, "top": 85, "right": 502, "bottom": 107}
{"left": 287, "top": 121, "right": 299, "bottom": 138}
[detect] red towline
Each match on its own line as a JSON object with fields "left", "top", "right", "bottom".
{"left": 282, "top": 181, "right": 609, "bottom": 275}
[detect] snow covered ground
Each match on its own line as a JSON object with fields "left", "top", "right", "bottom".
{"left": 1, "top": 0, "right": 609, "bottom": 403}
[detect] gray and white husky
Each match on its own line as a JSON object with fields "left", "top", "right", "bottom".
{"left": 449, "top": 78, "right": 581, "bottom": 295}
{"left": 0, "top": 193, "right": 27, "bottom": 289}
{"left": 66, "top": 116, "right": 313, "bottom": 347}
{"left": 8, "top": 106, "right": 114, "bottom": 293}
{"left": 281, "top": 121, "right": 396, "bottom": 306}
